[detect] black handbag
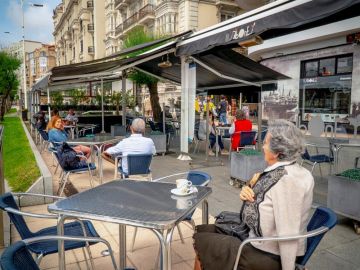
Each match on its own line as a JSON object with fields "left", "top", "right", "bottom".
{"left": 215, "top": 211, "right": 249, "bottom": 241}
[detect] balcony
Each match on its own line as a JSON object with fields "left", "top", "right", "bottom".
{"left": 88, "top": 46, "right": 95, "bottom": 54}
{"left": 122, "top": 4, "right": 155, "bottom": 33}
{"left": 115, "top": 24, "right": 123, "bottom": 36}
{"left": 87, "top": 23, "right": 94, "bottom": 32}
{"left": 115, "top": 0, "right": 127, "bottom": 10}
{"left": 215, "top": 0, "right": 240, "bottom": 9}
{"left": 87, "top": 1, "right": 94, "bottom": 9}
{"left": 224, "top": 0, "right": 267, "bottom": 10}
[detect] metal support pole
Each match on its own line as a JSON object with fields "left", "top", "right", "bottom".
{"left": 101, "top": 78, "right": 105, "bottom": 133}
{"left": 257, "top": 91, "right": 262, "bottom": 150}
{"left": 205, "top": 99, "right": 210, "bottom": 160}
{"left": 162, "top": 103, "right": 166, "bottom": 135}
{"left": 47, "top": 87, "right": 51, "bottom": 120}
{"left": 239, "top": 93, "right": 242, "bottom": 109}
{"left": 21, "top": 0, "right": 26, "bottom": 109}
{"left": 122, "top": 72, "right": 127, "bottom": 127}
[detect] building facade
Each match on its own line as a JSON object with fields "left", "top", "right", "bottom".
{"left": 2, "top": 40, "right": 43, "bottom": 109}
{"left": 53, "top": 0, "right": 106, "bottom": 66}
{"left": 248, "top": 18, "right": 360, "bottom": 125}
{"left": 25, "top": 44, "right": 56, "bottom": 90}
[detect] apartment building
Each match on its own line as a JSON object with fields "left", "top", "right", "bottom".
{"left": 25, "top": 45, "right": 56, "bottom": 90}
{"left": 107, "top": 0, "right": 267, "bottom": 106}
{"left": 53, "top": 0, "right": 106, "bottom": 66}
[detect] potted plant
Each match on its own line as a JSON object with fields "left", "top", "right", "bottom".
{"left": 327, "top": 169, "right": 360, "bottom": 223}
{"left": 230, "top": 149, "right": 266, "bottom": 187}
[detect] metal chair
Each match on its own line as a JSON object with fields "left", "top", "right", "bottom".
{"left": 130, "top": 171, "right": 212, "bottom": 252}
{"left": 115, "top": 153, "right": 153, "bottom": 179}
{"left": 301, "top": 143, "right": 334, "bottom": 177}
{"left": 236, "top": 131, "right": 257, "bottom": 151}
{"left": 233, "top": 206, "right": 337, "bottom": 270}
{"left": 0, "top": 193, "right": 101, "bottom": 268}
{"left": 0, "top": 235, "right": 118, "bottom": 270}
{"left": 53, "top": 151, "right": 96, "bottom": 196}
{"left": 38, "top": 129, "right": 49, "bottom": 153}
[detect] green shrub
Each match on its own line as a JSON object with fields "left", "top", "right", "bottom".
{"left": 239, "top": 149, "right": 262, "bottom": 156}
{"left": 338, "top": 169, "right": 360, "bottom": 182}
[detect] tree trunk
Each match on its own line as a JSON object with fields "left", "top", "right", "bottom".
{"left": 0, "top": 96, "right": 6, "bottom": 122}
{"left": 148, "top": 82, "right": 162, "bottom": 122}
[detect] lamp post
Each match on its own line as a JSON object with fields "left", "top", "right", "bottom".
{"left": 20, "top": 0, "right": 43, "bottom": 110}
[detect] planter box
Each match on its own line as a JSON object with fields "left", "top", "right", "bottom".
{"left": 230, "top": 152, "right": 266, "bottom": 184}
{"left": 148, "top": 134, "right": 167, "bottom": 155}
{"left": 327, "top": 175, "right": 360, "bottom": 221}
{"left": 111, "top": 125, "right": 127, "bottom": 137}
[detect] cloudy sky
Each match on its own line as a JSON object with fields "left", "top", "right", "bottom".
{"left": 0, "top": 0, "right": 60, "bottom": 47}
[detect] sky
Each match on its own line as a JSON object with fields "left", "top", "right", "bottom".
{"left": 0, "top": 0, "right": 60, "bottom": 48}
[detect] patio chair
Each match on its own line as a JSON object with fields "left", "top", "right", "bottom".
{"left": 114, "top": 153, "right": 153, "bottom": 179}
{"left": 233, "top": 206, "right": 337, "bottom": 270}
{"left": 192, "top": 129, "right": 207, "bottom": 154}
{"left": 301, "top": 143, "right": 334, "bottom": 178}
{"left": 54, "top": 151, "right": 96, "bottom": 196}
{"left": 0, "top": 235, "right": 117, "bottom": 270}
{"left": 0, "top": 193, "right": 102, "bottom": 268}
{"left": 130, "top": 171, "right": 211, "bottom": 252}
{"left": 227, "top": 131, "right": 257, "bottom": 160}
{"left": 38, "top": 129, "right": 49, "bottom": 153}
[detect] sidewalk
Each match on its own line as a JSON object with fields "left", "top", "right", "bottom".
{"left": 4, "top": 134, "right": 360, "bottom": 269}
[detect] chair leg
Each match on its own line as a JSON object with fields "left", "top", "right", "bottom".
{"left": 59, "top": 173, "right": 70, "bottom": 196}
{"left": 88, "top": 166, "right": 94, "bottom": 188}
{"left": 35, "top": 253, "right": 43, "bottom": 265}
{"left": 177, "top": 224, "right": 185, "bottom": 244}
{"left": 85, "top": 244, "right": 95, "bottom": 270}
{"left": 311, "top": 163, "right": 317, "bottom": 174}
{"left": 319, "top": 164, "right": 323, "bottom": 178}
{"left": 131, "top": 227, "right": 138, "bottom": 252}
{"left": 81, "top": 247, "right": 92, "bottom": 270}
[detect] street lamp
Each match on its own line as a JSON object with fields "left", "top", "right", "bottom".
{"left": 20, "top": 0, "right": 43, "bottom": 110}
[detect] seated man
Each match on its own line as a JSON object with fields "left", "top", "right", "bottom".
{"left": 102, "top": 118, "right": 156, "bottom": 175}
{"left": 64, "top": 108, "right": 78, "bottom": 124}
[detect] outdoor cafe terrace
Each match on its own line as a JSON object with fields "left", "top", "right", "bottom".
{"left": 1, "top": 117, "right": 360, "bottom": 270}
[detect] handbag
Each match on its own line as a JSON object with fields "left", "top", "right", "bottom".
{"left": 215, "top": 211, "right": 249, "bottom": 241}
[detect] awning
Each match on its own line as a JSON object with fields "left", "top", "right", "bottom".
{"left": 177, "top": 0, "right": 360, "bottom": 56}
{"left": 124, "top": 46, "right": 289, "bottom": 89}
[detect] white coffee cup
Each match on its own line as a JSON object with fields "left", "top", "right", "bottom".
{"left": 176, "top": 179, "right": 192, "bottom": 194}
{"left": 176, "top": 198, "right": 193, "bottom": 209}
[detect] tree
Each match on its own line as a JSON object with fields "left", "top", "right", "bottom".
{"left": 51, "top": 92, "right": 64, "bottom": 108}
{"left": 0, "top": 52, "right": 21, "bottom": 121}
{"left": 69, "top": 89, "right": 86, "bottom": 106}
{"left": 123, "top": 26, "right": 162, "bottom": 122}
{"left": 111, "top": 90, "right": 135, "bottom": 116}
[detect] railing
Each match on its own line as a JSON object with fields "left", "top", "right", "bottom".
{"left": 139, "top": 4, "right": 155, "bottom": 18}
{"left": 115, "top": 0, "right": 123, "bottom": 8}
{"left": 123, "top": 12, "right": 139, "bottom": 30}
{"left": 87, "top": 1, "right": 94, "bottom": 8}
{"left": 88, "top": 46, "right": 95, "bottom": 53}
{"left": 115, "top": 23, "right": 123, "bottom": 36}
{"left": 87, "top": 23, "right": 94, "bottom": 32}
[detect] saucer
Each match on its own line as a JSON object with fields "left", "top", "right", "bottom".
{"left": 171, "top": 186, "right": 198, "bottom": 197}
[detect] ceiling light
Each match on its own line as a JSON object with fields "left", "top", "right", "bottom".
{"left": 158, "top": 54, "right": 172, "bottom": 68}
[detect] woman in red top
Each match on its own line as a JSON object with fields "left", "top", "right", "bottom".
{"left": 229, "top": 109, "right": 252, "bottom": 151}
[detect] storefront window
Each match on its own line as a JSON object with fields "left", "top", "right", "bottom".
{"left": 337, "top": 56, "right": 353, "bottom": 74}
{"left": 319, "top": 58, "right": 335, "bottom": 76}
{"left": 304, "top": 61, "right": 318, "bottom": 77}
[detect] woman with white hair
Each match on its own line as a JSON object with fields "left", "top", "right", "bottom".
{"left": 193, "top": 119, "right": 314, "bottom": 270}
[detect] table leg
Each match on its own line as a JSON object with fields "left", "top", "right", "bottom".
{"left": 153, "top": 228, "right": 175, "bottom": 270}
{"left": 202, "top": 199, "right": 209, "bottom": 224}
{"left": 119, "top": 224, "right": 127, "bottom": 269}
{"left": 57, "top": 215, "right": 66, "bottom": 270}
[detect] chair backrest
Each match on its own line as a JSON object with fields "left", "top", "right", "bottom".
{"left": 0, "top": 241, "right": 40, "bottom": 270}
{"left": 301, "top": 148, "right": 311, "bottom": 160}
{"left": 260, "top": 129, "right": 267, "bottom": 143}
{"left": 0, "top": 193, "right": 33, "bottom": 240}
{"left": 38, "top": 129, "right": 48, "bottom": 141}
{"left": 127, "top": 154, "right": 152, "bottom": 175}
{"left": 296, "top": 207, "right": 337, "bottom": 266}
{"left": 239, "top": 131, "right": 257, "bottom": 146}
{"left": 187, "top": 171, "right": 211, "bottom": 186}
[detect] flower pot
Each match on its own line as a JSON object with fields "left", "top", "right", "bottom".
{"left": 148, "top": 134, "right": 167, "bottom": 155}
{"left": 327, "top": 174, "right": 360, "bottom": 221}
{"left": 230, "top": 151, "right": 266, "bottom": 185}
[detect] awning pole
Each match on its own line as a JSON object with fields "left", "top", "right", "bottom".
{"left": 257, "top": 91, "right": 262, "bottom": 150}
{"left": 121, "top": 71, "right": 126, "bottom": 127}
{"left": 101, "top": 78, "right": 105, "bottom": 133}
{"left": 47, "top": 87, "right": 51, "bottom": 121}
{"left": 162, "top": 103, "right": 166, "bottom": 135}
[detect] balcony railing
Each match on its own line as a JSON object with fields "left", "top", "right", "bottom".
{"left": 122, "top": 4, "right": 155, "bottom": 31}
{"left": 115, "top": 0, "right": 122, "bottom": 7}
{"left": 88, "top": 46, "right": 95, "bottom": 54}
{"left": 87, "top": 1, "right": 94, "bottom": 8}
{"left": 87, "top": 23, "right": 94, "bottom": 32}
{"left": 115, "top": 24, "right": 123, "bottom": 36}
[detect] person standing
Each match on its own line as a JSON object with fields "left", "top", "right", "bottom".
{"left": 218, "top": 95, "right": 228, "bottom": 125}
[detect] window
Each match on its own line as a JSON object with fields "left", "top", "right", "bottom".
{"left": 337, "top": 56, "right": 353, "bottom": 74}
{"left": 220, "top": 13, "right": 234, "bottom": 22}
{"left": 301, "top": 54, "right": 353, "bottom": 78}
{"left": 80, "top": 40, "right": 83, "bottom": 53}
{"left": 40, "top": 51, "right": 46, "bottom": 57}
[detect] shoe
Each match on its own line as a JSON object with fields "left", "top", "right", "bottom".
{"left": 221, "top": 149, "right": 229, "bottom": 155}
{"left": 208, "top": 150, "right": 215, "bottom": 156}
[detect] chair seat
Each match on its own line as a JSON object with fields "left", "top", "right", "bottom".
{"left": 64, "top": 163, "right": 96, "bottom": 173}
{"left": 308, "top": 155, "right": 334, "bottom": 163}
{"left": 28, "top": 220, "right": 99, "bottom": 256}
{"left": 118, "top": 166, "right": 151, "bottom": 177}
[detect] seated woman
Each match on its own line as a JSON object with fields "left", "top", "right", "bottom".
{"left": 198, "top": 111, "right": 228, "bottom": 156}
{"left": 229, "top": 109, "right": 253, "bottom": 151}
{"left": 48, "top": 118, "right": 91, "bottom": 158}
{"left": 193, "top": 119, "right": 314, "bottom": 270}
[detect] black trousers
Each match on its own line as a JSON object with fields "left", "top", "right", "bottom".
{"left": 193, "top": 224, "right": 282, "bottom": 270}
